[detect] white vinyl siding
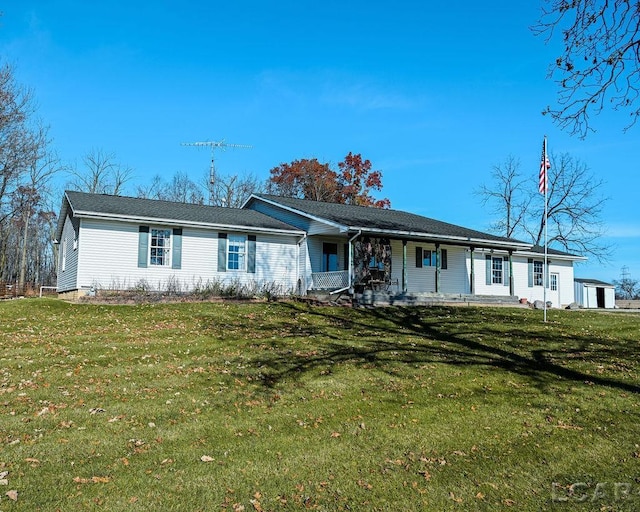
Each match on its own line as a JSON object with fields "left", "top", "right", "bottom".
{"left": 248, "top": 201, "right": 337, "bottom": 235}
{"left": 472, "top": 251, "right": 511, "bottom": 297}
{"left": 510, "top": 256, "right": 575, "bottom": 307}
{"left": 73, "top": 219, "right": 299, "bottom": 292}
{"left": 57, "top": 216, "right": 80, "bottom": 292}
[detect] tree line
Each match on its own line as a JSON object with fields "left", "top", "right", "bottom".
{"left": 0, "top": 59, "right": 623, "bottom": 292}
{"left": 0, "top": 63, "right": 392, "bottom": 291}
{"left": 3, "top": 0, "right": 639, "bottom": 290}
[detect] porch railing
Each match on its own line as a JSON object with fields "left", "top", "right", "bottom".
{"left": 311, "top": 270, "right": 349, "bottom": 290}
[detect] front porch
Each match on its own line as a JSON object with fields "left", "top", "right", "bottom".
{"left": 307, "top": 235, "right": 521, "bottom": 300}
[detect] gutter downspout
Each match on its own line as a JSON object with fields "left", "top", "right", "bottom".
{"left": 330, "top": 230, "right": 361, "bottom": 295}
{"left": 296, "top": 234, "right": 307, "bottom": 295}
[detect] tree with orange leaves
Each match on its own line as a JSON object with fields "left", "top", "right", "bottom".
{"left": 267, "top": 153, "right": 390, "bottom": 208}
{"left": 337, "top": 152, "right": 390, "bottom": 208}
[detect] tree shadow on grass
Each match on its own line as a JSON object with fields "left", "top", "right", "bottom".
{"left": 249, "top": 303, "right": 640, "bottom": 395}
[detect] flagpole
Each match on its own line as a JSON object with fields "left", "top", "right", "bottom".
{"left": 543, "top": 136, "right": 548, "bottom": 323}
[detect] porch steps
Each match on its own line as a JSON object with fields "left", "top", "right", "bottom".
{"left": 304, "top": 290, "right": 522, "bottom": 308}
{"left": 355, "top": 292, "right": 522, "bottom": 307}
{"left": 302, "top": 291, "right": 354, "bottom": 307}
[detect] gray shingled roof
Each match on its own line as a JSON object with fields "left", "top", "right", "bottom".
{"left": 528, "top": 245, "right": 583, "bottom": 258}
{"left": 56, "top": 191, "right": 303, "bottom": 241}
{"left": 253, "top": 194, "right": 529, "bottom": 247}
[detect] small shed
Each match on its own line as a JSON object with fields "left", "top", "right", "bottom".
{"left": 574, "top": 278, "right": 616, "bottom": 309}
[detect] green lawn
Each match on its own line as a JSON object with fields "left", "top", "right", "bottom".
{"left": 0, "top": 299, "right": 638, "bottom": 511}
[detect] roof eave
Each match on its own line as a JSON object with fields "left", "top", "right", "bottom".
{"left": 54, "top": 192, "right": 73, "bottom": 243}
{"left": 517, "top": 250, "right": 587, "bottom": 261}
{"left": 353, "top": 226, "right": 530, "bottom": 250}
{"left": 71, "top": 210, "right": 306, "bottom": 236}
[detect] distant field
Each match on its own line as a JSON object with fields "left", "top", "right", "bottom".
{"left": 0, "top": 299, "right": 638, "bottom": 511}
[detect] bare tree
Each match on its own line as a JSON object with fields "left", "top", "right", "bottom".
{"left": 613, "top": 275, "right": 639, "bottom": 300}
{"left": 478, "top": 152, "right": 610, "bottom": 262}
{"left": 475, "top": 156, "right": 531, "bottom": 238}
{"left": 0, "top": 63, "right": 59, "bottom": 286}
{"left": 16, "top": 137, "right": 63, "bottom": 289}
{"left": 526, "top": 153, "right": 609, "bottom": 260}
{"left": 533, "top": 0, "right": 640, "bottom": 137}
{"left": 210, "top": 170, "right": 263, "bottom": 207}
{"left": 163, "top": 171, "right": 206, "bottom": 204}
{"left": 137, "top": 169, "right": 262, "bottom": 207}
{"left": 135, "top": 174, "right": 164, "bottom": 200}
{"left": 0, "top": 64, "right": 41, "bottom": 224}
{"left": 67, "top": 148, "right": 133, "bottom": 195}
{"left": 136, "top": 171, "right": 205, "bottom": 204}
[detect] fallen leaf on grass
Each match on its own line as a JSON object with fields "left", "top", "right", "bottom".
{"left": 449, "top": 492, "right": 462, "bottom": 503}
{"left": 250, "top": 498, "right": 264, "bottom": 511}
{"left": 330, "top": 432, "right": 341, "bottom": 438}
{"left": 6, "top": 490, "right": 18, "bottom": 501}
{"left": 73, "top": 476, "right": 111, "bottom": 484}
{"left": 200, "top": 455, "right": 214, "bottom": 463}
{"left": 357, "top": 479, "right": 373, "bottom": 490}
{"left": 418, "top": 470, "right": 431, "bottom": 481}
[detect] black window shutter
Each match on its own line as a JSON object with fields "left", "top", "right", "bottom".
{"left": 415, "top": 247, "right": 423, "bottom": 268}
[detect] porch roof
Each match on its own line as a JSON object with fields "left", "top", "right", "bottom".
{"left": 248, "top": 194, "right": 531, "bottom": 250}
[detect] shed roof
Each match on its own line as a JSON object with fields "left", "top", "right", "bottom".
{"left": 574, "top": 278, "right": 614, "bottom": 287}
{"left": 55, "top": 191, "right": 303, "bottom": 241}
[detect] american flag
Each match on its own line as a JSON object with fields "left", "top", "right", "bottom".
{"left": 539, "top": 137, "right": 550, "bottom": 194}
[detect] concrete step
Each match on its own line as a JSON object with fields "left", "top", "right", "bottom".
{"left": 355, "top": 292, "right": 521, "bottom": 307}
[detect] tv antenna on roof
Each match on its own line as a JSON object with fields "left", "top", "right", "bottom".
{"left": 181, "top": 139, "right": 252, "bottom": 205}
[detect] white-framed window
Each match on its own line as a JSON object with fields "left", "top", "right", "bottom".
{"left": 227, "top": 235, "right": 246, "bottom": 271}
{"left": 422, "top": 250, "right": 433, "bottom": 267}
{"left": 550, "top": 273, "right": 558, "bottom": 291}
{"left": 492, "top": 256, "right": 503, "bottom": 284}
{"left": 150, "top": 228, "right": 171, "bottom": 266}
{"left": 533, "top": 260, "right": 544, "bottom": 286}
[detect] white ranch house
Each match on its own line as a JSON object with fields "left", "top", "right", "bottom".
{"left": 55, "top": 191, "right": 584, "bottom": 306}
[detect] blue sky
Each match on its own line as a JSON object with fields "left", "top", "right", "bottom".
{"left": 2, "top": 1, "right": 639, "bottom": 284}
